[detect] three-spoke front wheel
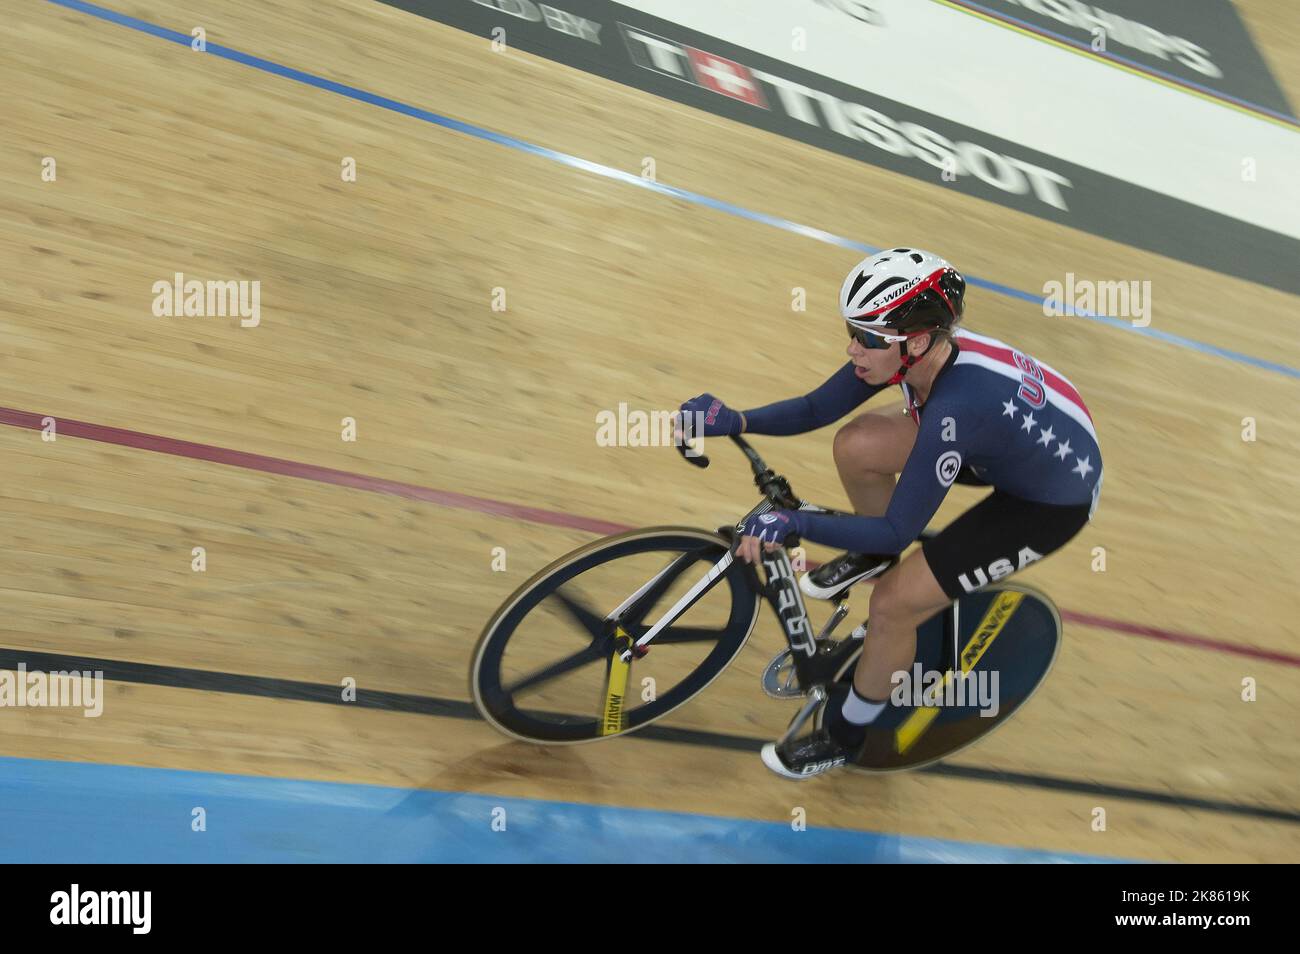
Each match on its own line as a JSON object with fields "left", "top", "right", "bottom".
{"left": 470, "top": 527, "right": 761, "bottom": 744}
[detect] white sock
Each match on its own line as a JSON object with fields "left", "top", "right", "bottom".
{"left": 842, "top": 686, "right": 886, "bottom": 726}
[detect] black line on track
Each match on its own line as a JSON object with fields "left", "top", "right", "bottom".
{"left": 0, "top": 647, "right": 475, "bottom": 718}
{"left": 4, "top": 646, "right": 1297, "bottom": 825}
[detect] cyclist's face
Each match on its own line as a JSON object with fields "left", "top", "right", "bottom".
{"left": 847, "top": 330, "right": 898, "bottom": 384}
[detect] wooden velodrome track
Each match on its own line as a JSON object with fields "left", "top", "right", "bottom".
{"left": 2, "top": 0, "right": 1298, "bottom": 862}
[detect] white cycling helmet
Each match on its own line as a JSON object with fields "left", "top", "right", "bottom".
{"left": 839, "top": 247, "right": 965, "bottom": 336}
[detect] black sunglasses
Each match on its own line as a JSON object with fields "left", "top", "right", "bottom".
{"left": 846, "top": 323, "right": 899, "bottom": 350}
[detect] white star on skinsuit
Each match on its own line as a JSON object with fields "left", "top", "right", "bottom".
{"left": 1020, "top": 412, "right": 1037, "bottom": 433}
{"left": 1054, "top": 440, "right": 1073, "bottom": 460}
{"left": 1073, "top": 456, "right": 1094, "bottom": 479}
{"left": 1036, "top": 425, "right": 1056, "bottom": 447}
{"left": 1002, "top": 399, "right": 1017, "bottom": 418}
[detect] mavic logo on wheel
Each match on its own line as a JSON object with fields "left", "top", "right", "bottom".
{"left": 603, "top": 693, "right": 624, "bottom": 734}
{"left": 958, "top": 548, "right": 1043, "bottom": 593}
{"left": 960, "top": 598, "right": 1016, "bottom": 670}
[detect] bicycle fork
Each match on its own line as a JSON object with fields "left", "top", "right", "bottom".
{"left": 604, "top": 541, "right": 833, "bottom": 742}
{"left": 602, "top": 546, "right": 736, "bottom": 735}
{"left": 618, "top": 542, "right": 831, "bottom": 738}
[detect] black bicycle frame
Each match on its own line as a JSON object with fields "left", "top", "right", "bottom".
{"left": 670, "top": 433, "right": 962, "bottom": 691}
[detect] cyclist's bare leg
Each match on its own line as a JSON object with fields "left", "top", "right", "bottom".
{"left": 832, "top": 409, "right": 917, "bottom": 517}
{"left": 853, "top": 549, "right": 948, "bottom": 701}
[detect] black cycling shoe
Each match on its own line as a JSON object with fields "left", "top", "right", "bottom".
{"left": 760, "top": 730, "right": 851, "bottom": 780}
{"left": 799, "top": 551, "right": 893, "bottom": 601}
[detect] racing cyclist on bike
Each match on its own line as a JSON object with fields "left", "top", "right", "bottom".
{"left": 678, "top": 248, "right": 1102, "bottom": 779}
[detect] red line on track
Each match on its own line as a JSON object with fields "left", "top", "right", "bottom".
{"left": 0, "top": 407, "right": 627, "bottom": 536}
{"left": 1058, "top": 610, "right": 1297, "bottom": 666}
{"left": 2, "top": 405, "right": 1295, "bottom": 668}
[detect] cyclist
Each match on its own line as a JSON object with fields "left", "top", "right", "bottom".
{"left": 678, "top": 248, "right": 1102, "bottom": 779}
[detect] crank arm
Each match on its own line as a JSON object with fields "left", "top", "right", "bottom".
{"left": 777, "top": 685, "right": 827, "bottom": 746}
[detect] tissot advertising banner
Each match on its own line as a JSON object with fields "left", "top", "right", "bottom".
{"left": 389, "top": 0, "right": 1300, "bottom": 293}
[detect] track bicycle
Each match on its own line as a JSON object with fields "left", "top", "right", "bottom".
{"left": 470, "top": 435, "right": 1061, "bottom": 772}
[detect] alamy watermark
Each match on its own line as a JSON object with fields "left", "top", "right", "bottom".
{"left": 50, "top": 885, "right": 150, "bottom": 934}
{"left": 1042, "top": 273, "right": 1151, "bottom": 327}
{"left": 596, "top": 403, "right": 705, "bottom": 456}
{"left": 151, "top": 272, "right": 260, "bottom": 327}
{"left": 1, "top": 664, "right": 104, "bottom": 717}
{"left": 891, "top": 665, "right": 999, "bottom": 718}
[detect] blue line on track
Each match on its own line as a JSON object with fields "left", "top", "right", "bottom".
{"left": 45, "top": 0, "right": 1300, "bottom": 382}
{"left": 0, "top": 755, "right": 1128, "bottom": 862}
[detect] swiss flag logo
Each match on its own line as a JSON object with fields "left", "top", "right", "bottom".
{"left": 685, "top": 48, "right": 768, "bottom": 108}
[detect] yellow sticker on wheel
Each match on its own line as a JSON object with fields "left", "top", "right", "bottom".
{"left": 601, "top": 627, "right": 632, "bottom": 736}
{"left": 894, "top": 591, "right": 1023, "bottom": 754}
